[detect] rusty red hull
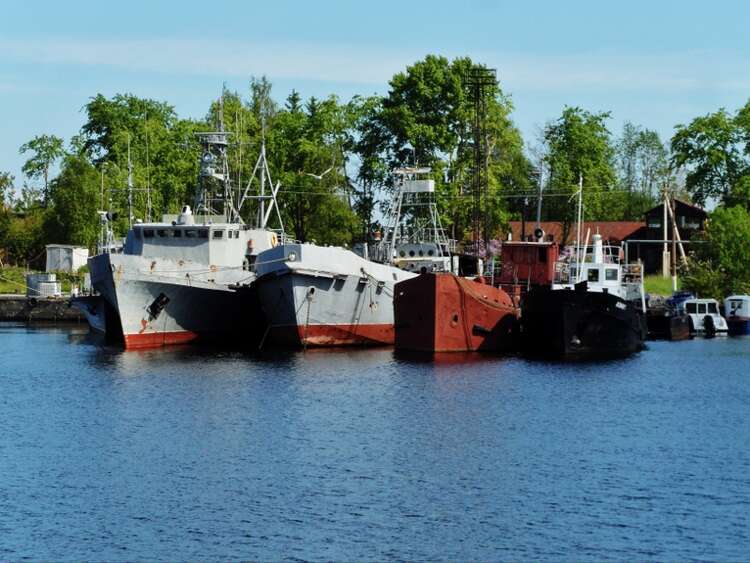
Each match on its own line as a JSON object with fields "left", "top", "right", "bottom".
{"left": 123, "top": 330, "right": 199, "bottom": 349}
{"left": 267, "top": 323, "right": 394, "bottom": 347}
{"left": 394, "top": 273, "right": 519, "bottom": 353}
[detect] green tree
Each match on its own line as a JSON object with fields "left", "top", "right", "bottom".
{"left": 616, "top": 122, "right": 667, "bottom": 217}
{"left": 0, "top": 172, "right": 14, "bottom": 259}
{"left": 671, "top": 105, "right": 750, "bottom": 207}
{"left": 543, "top": 107, "right": 618, "bottom": 241}
{"left": 269, "top": 92, "right": 359, "bottom": 244}
{"left": 45, "top": 155, "right": 101, "bottom": 248}
{"left": 19, "top": 134, "right": 65, "bottom": 206}
{"left": 79, "top": 93, "right": 204, "bottom": 232}
{"left": 682, "top": 205, "right": 750, "bottom": 298}
{"left": 356, "top": 55, "right": 531, "bottom": 241}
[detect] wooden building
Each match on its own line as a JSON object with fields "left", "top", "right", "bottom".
{"left": 625, "top": 199, "right": 707, "bottom": 274}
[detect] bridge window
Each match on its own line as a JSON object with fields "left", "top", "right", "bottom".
{"left": 213, "top": 230, "right": 224, "bottom": 239}
{"left": 184, "top": 229, "right": 196, "bottom": 238}
{"left": 587, "top": 268, "right": 600, "bottom": 282}
{"left": 157, "top": 229, "right": 167, "bottom": 237}
{"left": 605, "top": 268, "right": 618, "bottom": 281}
{"left": 707, "top": 302, "right": 718, "bottom": 314}
{"left": 686, "top": 303, "right": 697, "bottom": 314}
{"left": 143, "top": 229, "right": 154, "bottom": 238}
{"left": 198, "top": 229, "right": 209, "bottom": 238}
{"left": 173, "top": 229, "right": 182, "bottom": 238}
{"left": 697, "top": 303, "right": 706, "bottom": 314}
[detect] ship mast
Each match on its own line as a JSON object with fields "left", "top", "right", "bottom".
{"left": 195, "top": 96, "right": 238, "bottom": 223}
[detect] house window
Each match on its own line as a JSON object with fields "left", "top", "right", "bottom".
{"left": 173, "top": 229, "right": 182, "bottom": 238}
{"left": 157, "top": 229, "right": 167, "bottom": 237}
{"left": 143, "top": 229, "right": 155, "bottom": 238}
{"left": 686, "top": 303, "right": 697, "bottom": 314}
{"left": 538, "top": 247, "right": 547, "bottom": 263}
{"left": 647, "top": 218, "right": 661, "bottom": 228}
{"left": 605, "top": 268, "right": 618, "bottom": 281}
{"left": 213, "top": 230, "right": 224, "bottom": 239}
{"left": 697, "top": 303, "right": 707, "bottom": 314}
{"left": 184, "top": 229, "right": 196, "bottom": 238}
{"left": 198, "top": 229, "right": 209, "bottom": 238}
{"left": 707, "top": 302, "right": 718, "bottom": 314}
{"left": 587, "top": 269, "right": 600, "bottom": 282}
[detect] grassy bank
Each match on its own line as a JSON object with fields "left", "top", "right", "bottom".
{"left": 0, "top": 267, "right": 27, "bottom": 294}
{"left": 0, "top": 266, "right": 83, "bottom": 294}
{"left": 644, "top": 274, "right": 680, "bottom": 296}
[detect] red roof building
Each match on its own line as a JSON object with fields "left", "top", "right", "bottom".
{"left": 507, "top": 221, "right": 644, "bottom": 245}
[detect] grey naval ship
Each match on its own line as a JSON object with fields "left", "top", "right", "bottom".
{"left": 89, "top": 110, "right": 284, "bottom": 349}
{"left": 253, "top": 167, "right": 456, "bottom": 347}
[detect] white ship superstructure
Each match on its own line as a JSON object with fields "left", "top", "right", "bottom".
{"left": 89, "top": 100, "right": 284, "bottom": 349}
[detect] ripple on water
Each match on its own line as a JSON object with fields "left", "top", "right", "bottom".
{"left": 1, "top": 326, "right": 749, "bottom": 560}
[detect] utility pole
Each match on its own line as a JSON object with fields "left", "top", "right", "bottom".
{"left": 466, "top": 66, "right": 497, "bottom": 271}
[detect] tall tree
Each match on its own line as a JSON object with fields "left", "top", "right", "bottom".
{"left": 683, "top": 205, "right": 750, "bottom": 299}
{"left": 615, "top": 122, "right": 667, "bottom": 218}
{"left": 671, "top": 106, "right": 750, "bottom": 207}
{"left": 45, "top": 155, "right": 101, "bottom": 248}
{"left": 19, "top": 134, "right": 65, "bottom": 206}
{"left": 357, "top": 55, "right": 531, "bottom": 241}
{"left": 543, "top": 107, "right": 618, "bottom": 241}
{"left": 79, "top": 93, "right": 203, "bottom": 231}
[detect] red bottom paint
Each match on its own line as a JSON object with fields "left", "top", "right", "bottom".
{"left": 394, "top": 273, "right": 519, "bottom": 352}
{"left": 269, "top": 323, "right": 394, "bottom": 347}
{"left": 123, "top": 330, "right": 199, "bottom": 349}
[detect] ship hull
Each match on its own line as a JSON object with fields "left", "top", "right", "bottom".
{"left": 394, "top": 273, "right": 519, "bottom": 353}
{"left": 89, "top": 253, "right": 264, "bottom": 350}
{"left": 256, "top": 271, "right": 399, "bottom": 347}
{"left": 727, "top": 316, "right": 750, "bottom": 335}
{"left": 70, "top": 295, "right": 107, "bottom": 334}
{"left": 646, "top": 310, "right": 691, "bottom": 341}
{"left": 521, "top": 286, "right": 647, "bottom": 360}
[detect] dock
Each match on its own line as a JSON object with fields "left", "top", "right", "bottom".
{"left": 0, "top": 294, "right": 85, "bottom": 322}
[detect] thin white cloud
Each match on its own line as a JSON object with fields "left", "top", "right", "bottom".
{"left": 0, "top": 37, "right": 748, "bottom": 95}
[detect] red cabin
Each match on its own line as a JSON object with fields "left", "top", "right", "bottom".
{"left": 497, "top": 241, "right": 559, "bottom": 290}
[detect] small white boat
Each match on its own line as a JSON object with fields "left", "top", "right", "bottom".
{"left": 680, "top": 298, "right": 728, "bottom": 335}
{"left": 724, "top": 295, "right": 750, "bottom": 335}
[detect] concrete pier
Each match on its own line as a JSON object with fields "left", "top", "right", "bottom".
{"left": 0, "top": 294, "right": 85, "bottom": 322}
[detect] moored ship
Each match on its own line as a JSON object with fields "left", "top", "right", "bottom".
{"left": 521, "top": 233, "right": 648, "bottom": 360}
{"left": 89, "top": 106, "right": 285, "bottom": 349}
{"left": 725, "top": 295, "right": 750, "bottom": 335}
{"left": 394, "top": 272, "right": 518, "bottom": 353}
{"left": 254, "top": 167, "right": 450, "bottom": 348}
{"left": 254, "top": 243, "right": 416, "bottom": 347}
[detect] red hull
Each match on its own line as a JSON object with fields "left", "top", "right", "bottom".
{"left": 123, "top": 330, "right": 199, "bottom": 349}
{"left": 394, "top": 273, "right": 519, "bottom": 352}
{"left": 269, "top": 323, "right": 394, "bottom": 348}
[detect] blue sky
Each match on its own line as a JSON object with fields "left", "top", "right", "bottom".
{"left": 2, "top": 0, "right": 749, "bottom": 191}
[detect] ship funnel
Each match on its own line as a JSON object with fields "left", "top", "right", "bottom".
{"left": 592, "top": 233, "right": 603, "bottom": 263}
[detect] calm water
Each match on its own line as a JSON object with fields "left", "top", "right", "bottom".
{"left": 1, "top": 324, "right": 749, "bottom": 561}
